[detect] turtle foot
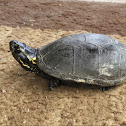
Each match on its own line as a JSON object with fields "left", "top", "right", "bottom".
{"left": 100, "top": 87, "right": 111, "bottom": 91}
{"left": 49, "top": 78, "right": 61, "bottom": 91}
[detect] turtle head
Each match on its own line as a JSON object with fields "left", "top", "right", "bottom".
{"left": 10, "top": 40, "right": 38, "bottom": 72}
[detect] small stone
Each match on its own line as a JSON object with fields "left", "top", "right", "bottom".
{"left": 23, "top": 120, "right": 27, "bottom": 123}
{"left": 2, "top": 89, "right": 6, "bottom": 93}
{"left": 16, "top": 26, "right": 20, "bottom": 29}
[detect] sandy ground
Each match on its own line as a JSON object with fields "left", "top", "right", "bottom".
{"left": 1, "top": 0, "right": 126, "bottom": 125}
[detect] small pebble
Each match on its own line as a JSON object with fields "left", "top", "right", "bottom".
{"left": 2, "top": 89, "right": 6, "bottom": 93}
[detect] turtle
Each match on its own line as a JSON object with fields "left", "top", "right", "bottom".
{"left": 9, "top": 33, "right": 126, "bottom": 91}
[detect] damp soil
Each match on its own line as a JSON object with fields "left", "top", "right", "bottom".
{"left": 1, "top": 0, "right": 126, "bottom": 125}
{"left": 0, "top": 0, "right": 126, "bottom": 36}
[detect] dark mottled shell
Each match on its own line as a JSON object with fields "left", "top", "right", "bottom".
{"left": 37, "top": 33, "right": 126, "bottom": 86}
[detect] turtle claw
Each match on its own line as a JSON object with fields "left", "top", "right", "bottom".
{"left": 49, "top": 86, "right": 53, "bottom": 91}
{"left": 48, "top": 79, "right": 60, "bottom": 91}
{"left": 100, "top": 87, "right": 111, "bottom": 91}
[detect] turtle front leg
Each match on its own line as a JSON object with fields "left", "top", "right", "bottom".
{"left": 49, "top": 78, "right": 61, "bottom": 91}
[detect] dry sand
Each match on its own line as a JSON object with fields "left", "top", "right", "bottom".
{"left": 1, "top": 25, "right": 126, "bottom": 125}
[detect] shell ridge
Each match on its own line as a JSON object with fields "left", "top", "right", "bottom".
{"left": 72, "top": 46, "right": 75, "bottom": 75}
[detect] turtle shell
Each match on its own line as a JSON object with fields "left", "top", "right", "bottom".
{"left": 37, "top": 33, "right": 126, "bottom": 86}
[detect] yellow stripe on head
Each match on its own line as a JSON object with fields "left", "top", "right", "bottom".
{"left": 19, "top": 59, "right": 31, "bottom": 69}
{"left": 19, "top": 49, "right": 37, "bottom": 64}
{"left": 31, "top": 57, "right": 37, "bottom": 64}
